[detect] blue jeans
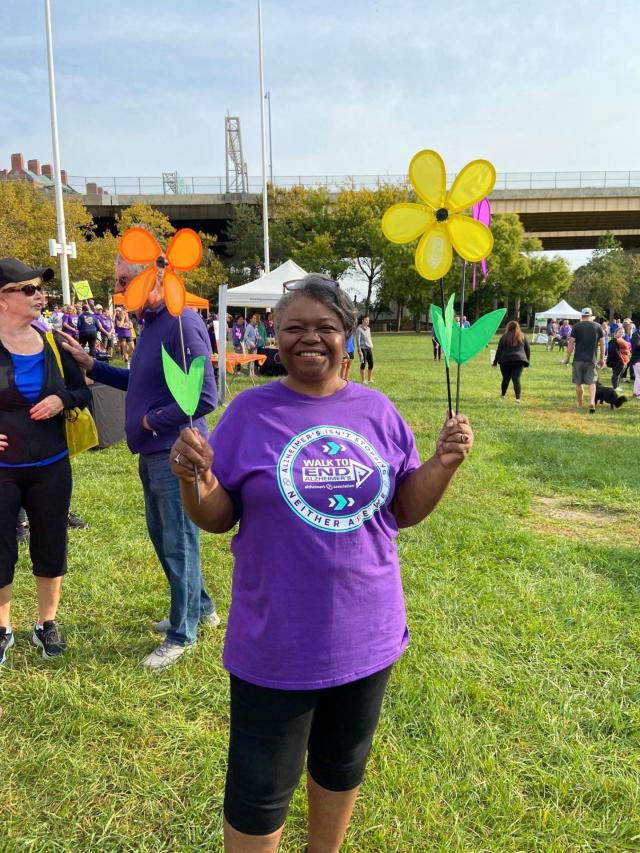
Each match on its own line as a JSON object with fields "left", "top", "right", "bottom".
{"left": 138, "top": 451, "right": 214, "bottom": 646}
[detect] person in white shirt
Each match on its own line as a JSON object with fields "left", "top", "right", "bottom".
{"left": 355, "top": 316, "right": 374, "bottom": 383}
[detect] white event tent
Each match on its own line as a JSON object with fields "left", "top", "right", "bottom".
{"left": 535, "top": 299, "right": 582, "bottom": 321}
{"left": 226, "top": 260, "right": 308, "bottom": 308}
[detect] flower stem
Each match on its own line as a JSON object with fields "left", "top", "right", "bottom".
{"left": 439, "top": 277, "right": 453, "bottom": 418}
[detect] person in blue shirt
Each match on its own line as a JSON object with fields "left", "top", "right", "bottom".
{"left": 0, "top": 258, "right": 91, "bottom": 666}
{"left": 244, "top": 315, "right": 259, "bottom": 353}
{"left": 340, "top": 333, "right": 355, "bottom": 380}
{"left": 77, "top": 303, "right": 99, "bottom": 356}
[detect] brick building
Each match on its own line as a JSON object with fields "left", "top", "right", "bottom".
{"left": 0, "top": 152, "right": 76, "bottom": 193}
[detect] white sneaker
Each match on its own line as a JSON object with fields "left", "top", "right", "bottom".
{"left": 141, "top": 640, "right": 193, "bottom": 671}
{"left": 614, "top": 387, "right": 623, "bottom": 393}
{"left": 153, "top": 611, "right": 221, "bottom": 633}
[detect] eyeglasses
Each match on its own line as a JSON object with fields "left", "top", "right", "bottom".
{"left": 282, "top": 278, "right": 340, "bottom": 292}
{"left": 2, "top": 283, "right": 43, "bottom": 296}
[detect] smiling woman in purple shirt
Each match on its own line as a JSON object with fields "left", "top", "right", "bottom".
{"left": 170, "top": 275, "right": 474, "bottom": 852}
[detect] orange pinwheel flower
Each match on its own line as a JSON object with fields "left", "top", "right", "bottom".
{"left": 119, "top": 227, "right": 203, "bottom": 317}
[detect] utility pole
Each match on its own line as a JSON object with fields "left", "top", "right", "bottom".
{"left": 258, "top": 0, "right": 270, "bottom": 272}
{"left": 265, "top": 90, "right": 274, "bottom": 186}
{"left": 44, "top": 0, "right": 72, "bottom": 305}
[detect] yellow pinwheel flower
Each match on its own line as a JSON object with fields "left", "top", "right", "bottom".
{"left": 382, "top": 149, "right": 496, "bottom": 280}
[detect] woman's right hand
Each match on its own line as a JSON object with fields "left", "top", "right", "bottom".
{"left": 0, "top": 434, "right": 8, "bottom": 452}
{"left": 170, "top": 428, "right": 215, "bottom": 487}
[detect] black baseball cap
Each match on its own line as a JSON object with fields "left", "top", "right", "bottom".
{"left": 0, "top": 258, "right": 55, "bottom": 290}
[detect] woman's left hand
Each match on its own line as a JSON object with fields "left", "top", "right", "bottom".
{"left": 30, "top": 395, "right": 64, "bottom": 420}
{"left": 435, "top": 414, "right": 474, "bottom": 469}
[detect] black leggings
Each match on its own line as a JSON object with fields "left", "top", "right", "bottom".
{"left": 500, "top": 363, "right": 524, "bottom": 399}
{"left": 359, "top": 348, "right": 374, "bottom": 370}
{"left": 224, "top": 665, "right": 393, "bottom": 835}
{"left": 0, "top": 456, "right": 71, "bottom": 588}
{"left": 612, "top": 365, "right": 624, "bottom": 388}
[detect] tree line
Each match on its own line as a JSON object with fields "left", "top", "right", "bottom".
{"left": 2, "top": 180, "right": 638, "bottom": 324}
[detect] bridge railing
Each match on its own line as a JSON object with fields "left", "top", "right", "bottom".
{"left": 70, "top": 171, "right": 640, "bottom": 197}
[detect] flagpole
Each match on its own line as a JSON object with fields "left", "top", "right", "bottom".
{"left": 44, "top": 0, "right": 71, "bottom": 305}
{"left": 258, "top": 0, "right": 270, "bottom": 273}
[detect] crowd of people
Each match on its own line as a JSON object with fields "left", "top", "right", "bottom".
{"left": 492, "top": 309, "right": 640, "bottom": 408}
{"left": 38, "top": 300, "right": 140, "bottom": 364}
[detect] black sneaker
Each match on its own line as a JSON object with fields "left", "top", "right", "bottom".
{"left": 32, "top": 621, "right": 67, "bottom": 659}
{"left": 0, "top": 629, "right": 15, "bottom": 666}
{"left": 67, "top": 511, "right": 88, "bottom": 530}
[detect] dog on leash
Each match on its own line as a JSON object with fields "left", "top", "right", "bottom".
{"left": 595, "top": 383, "right": 628, "bottom": 409}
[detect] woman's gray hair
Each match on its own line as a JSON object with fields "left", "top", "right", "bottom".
{"left": 274, "top": 274, "right": 357, "bottom": 337}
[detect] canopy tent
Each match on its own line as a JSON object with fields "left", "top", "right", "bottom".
{"left": 534, "top": 299, "right": 582, "bottom": 321}
{"left": 112, "top": 291, "right": 209, "bottom": 309}
{"left": 225, "top": 260, "right": 308, "bottom": 309}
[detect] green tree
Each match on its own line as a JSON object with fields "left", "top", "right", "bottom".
{"left": 334, "top": 185, "right": 409, "bottom": 311}
{"left": 569, "top": 233, "right": 639, "bottom": 319}
{"left": 0, "top": 180, "right": 120, "bottom": 305}
{"left": 224, "top": 204, "right": 264, "bottom": 285}
{"left": 269, "top": 186, "right": 350, "bottom": 279}
{"left": 115, "top": 202, "right": 175, "bottom": 241}
{"left": 376, "top": 240, "right": 436, "bottom": 331}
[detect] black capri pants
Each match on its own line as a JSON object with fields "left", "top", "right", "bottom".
{"left": 359, "top": 347, "right": 374, "bottom": 370}
{"left": 225, "top": 665, "right": 393, "bottom": 835}
{"left": 0, "top": 456, "right": 71, "bottom": 588}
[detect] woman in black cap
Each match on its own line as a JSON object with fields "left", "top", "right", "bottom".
{"left": 0, "top": 258, "right": 90, "bottom": 666}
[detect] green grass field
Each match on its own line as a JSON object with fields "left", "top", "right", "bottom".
{"left": 2, "top": 335, "right": 639, "bottom": 852}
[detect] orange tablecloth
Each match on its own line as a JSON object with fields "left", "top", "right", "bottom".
{"left": 212, "top": 352, "right": 267, "bottom": 374}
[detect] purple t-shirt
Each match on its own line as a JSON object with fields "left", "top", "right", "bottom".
{"left": 210, "top": 380, "right": 421, "bottom": 690}
{"left": 62, "top": 313, "right": 78, "bottom": 338}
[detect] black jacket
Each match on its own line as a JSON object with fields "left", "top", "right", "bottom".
{"left": 0, "top": 330, "right": 91, "bottom": 465}
{"left": 494, "top": 335, "right": 530, "bottom": 367}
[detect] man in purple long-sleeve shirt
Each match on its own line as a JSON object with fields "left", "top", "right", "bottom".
{"left": 61, "top": 258, "right": 219, "bottom": 670}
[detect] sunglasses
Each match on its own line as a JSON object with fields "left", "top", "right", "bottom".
{"left": 282, "top": 278, "right": 340, "bottom": 292}
{"left": 2, "top": 283, "right": 44, "bottom": 296}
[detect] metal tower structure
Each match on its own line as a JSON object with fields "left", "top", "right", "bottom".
{"left": 225, "top": 115, "right": 248, "bottom": 193}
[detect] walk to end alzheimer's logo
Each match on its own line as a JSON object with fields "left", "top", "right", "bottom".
{"left": 277, "top": 425, "right": 390, "bottom": 532}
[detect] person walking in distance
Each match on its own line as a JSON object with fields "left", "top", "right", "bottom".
{"left": 564, "top": 307, "right": 605, "bottom": 414}
{"left": 356, "top": 315, "right": 374, "bottom": 384}
{"left": 493, "top": 320, "right": 530, "bottom": 403}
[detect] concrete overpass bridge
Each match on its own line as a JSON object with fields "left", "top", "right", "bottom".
{"left": 73, "top": 171, "right": 640, "bottom": 251}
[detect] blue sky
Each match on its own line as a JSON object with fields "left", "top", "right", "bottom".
{"left": 3, "top": 0, "right": 640, "bottom": 267}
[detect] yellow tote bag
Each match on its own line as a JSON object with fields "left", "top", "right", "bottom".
{"left": 45, "top": 332, "right": 99, "bottom": 457}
